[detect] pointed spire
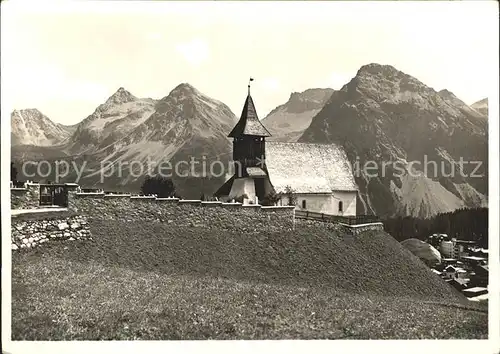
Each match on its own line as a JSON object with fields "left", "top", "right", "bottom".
{"left": 228, "top": 79, "right": 271, "bottom": 138}
{"left": 248, "top": 77, "right": 254, "bottom": 96}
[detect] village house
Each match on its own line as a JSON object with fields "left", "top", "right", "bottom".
{"left": 440, "top": 239, "right": 455, "bottom": 258}
{"left": 461, "top": 256, "right": 487, "bottom": 269}
{"left": 462, "top": 287, "right": 488, "bottom": 299}
{"left": 442, "top": 265, "right": 457, "bottom": 280}
{"left": 469, "top": 247, "right": 488, "bottom": 258}
{"left": 442, "top": 265, "right": 468, "bottom": 281}
{"left": 427, "top": 233, "right": 449, "bottom": 249}
{"left": 454, "top": 239, "right": 477, "bottom": 259}
{"left": 469, "top": 264, "right": 489, "bottom": 288}
{"left": 439, "top": 237, "right": 478, "bottom": 260}
{"left": 215, "top": 82, "right": 358, "bottom": 216}
{"left": 446, "top": 278, "right": 469, "bottom": 292}
{"left": 441, "top": 258, "right": 458, "bottom": 265}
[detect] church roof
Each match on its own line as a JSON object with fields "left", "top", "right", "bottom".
{"left": 228, "top": 95, "right": 272, "bottom": 137}
{"left": 214, "top": 175, "right": 235, "bottom": 197}
{"left": 264, "top": 142, "right": 358, "bottom": 194}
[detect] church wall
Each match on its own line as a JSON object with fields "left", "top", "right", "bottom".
{"left": 332, "top": 190, "right": 357, "bottom": 216}
{"left": 279, "top": 193, "right": 333, "bottom": 214}
{"left": 279, "top": 191, "right": 357, "bottom": 216}
{"left": 228, "top": 177, "right": 256, "bottom": 200}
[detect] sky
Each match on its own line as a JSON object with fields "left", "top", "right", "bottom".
{"left": 1, "top": 1, "right": 498, "bottom": 125}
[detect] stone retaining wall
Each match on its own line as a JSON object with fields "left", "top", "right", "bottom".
{"left": 294, "top": 219, "right": 383, "bottom": 235}
{"left": 338, "top": 222, "right": 385, "bottom": 236}
{"left": 11, "top": 184, "right": 40, "bottom": 209}
{"left": 10, "top": 188, "right": 295, "bottom": 251}
{"left": 11, "top": 211, "right": 92, "bottom": 250}
{"left": 71, "top": 194, "right": 296, "bottom": 233}
{"left": 295, "top": 218, "right": 344, "bottom": 232}
{"left": 11, "top": 186, "right": 385, "bottom": 253}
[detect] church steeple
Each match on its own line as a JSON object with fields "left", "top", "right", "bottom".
{"left": 215, "top": 80, "right": 271, "bottom": 200}
{"left": 228, "top": 79, "right": 271, "bottom": 138}
{"left": 228, "top": 80, "right": 271, "bottom": 177}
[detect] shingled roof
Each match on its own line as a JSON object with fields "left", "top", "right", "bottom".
{"left": 228, "top": 94, "right": 272, "bottom": 137}
{"left": 264, "top": 142, "right": 358, "bottom": 193}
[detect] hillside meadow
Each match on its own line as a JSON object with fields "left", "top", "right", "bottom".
{"left": 11, "top": 220, "right": 487, "bottom": 339}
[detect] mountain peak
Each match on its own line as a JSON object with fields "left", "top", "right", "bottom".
{"left": 12, "top": 108, "right": 42, "bottom": 115}
{"left": 262, "top": 88, "right": 335, "bottom": 142}
{"left": 160, "top": 83, "right": 202, "bottom": 102}
{"left": 171, "top": 83, "right": 200, "bottom": 95}
{"left": 357, "top": 63, "right": 399, "bottom": 76}
{"left": 345, "top": 63, "right": 433, "bottom": 100}
{"left": 105, "top": 87, "right": 137, "bottom": 105}
{"left": 288, "top": 88, "right": 334, "bottom": 103}
{"left": 438, "top": 89, "right": 457, "bottom": 98}
{"left": 300, "top": 63, "right": 488, "bottom": 218}
{"left": 11, "top": 108, "right": 72, "bottom": 146}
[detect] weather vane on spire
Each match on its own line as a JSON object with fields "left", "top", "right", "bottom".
{"left": 248, "top": 77, "right": 254, "bottom": 95}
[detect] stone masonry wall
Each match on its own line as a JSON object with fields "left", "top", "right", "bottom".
{"left": 10, "top": 185, "right": 382, "bottom": 253}
{"left": 11, "top": 184, "right": 40, "bottom": 209}
{"left": 338, "top": 222, "right": 384, "bottom": 236}
{"left": 10, "top": 191, "right": 382, "bottom": 252}
{"left": 70, "top": 194, "right": 296, "bottom": 233}
{"left": 11, "top": 211, "right": 92, "bottom": 250}
{"left": 295, "top": 218, "right": 384, "bottom": 235}
{"left": 11, "top": 189, "right": 295, "bottom": 251}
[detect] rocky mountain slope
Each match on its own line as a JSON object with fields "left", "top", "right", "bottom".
{"left": 67, "top": 87, "right": 157, "bottom": 155}
{"left": 471, "top": 98, "right": 488, "bottom": 117}
{"left": 300, "top": 63, "right": 488, "bottom": 218}
{"left": 11, "top": 109, "right": 74, "bottom": 146}
{"left": 262, "top": 88, "right": 334, "bottom": 142}
{"left": 12, "top": 67, "right": 489, "bottom": 215}
{"left": 78, "top": 83, "right": 237, "bottom": 195}
{"left": 13, "top": 84, "right": 237, "bottom": 197}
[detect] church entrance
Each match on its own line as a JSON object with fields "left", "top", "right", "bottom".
{"left": 254, "top": 178, "right": 266, "bottom": 201}
{"left": 39, "top": 184, "right": 68, "bottom": 207}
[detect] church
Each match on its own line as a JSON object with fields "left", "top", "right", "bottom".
{"left": 215, "top": 82, "right": 358, "bottom": 216}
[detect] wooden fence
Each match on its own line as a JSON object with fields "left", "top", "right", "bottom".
{"left": 295, "top": 210, "right": 380, "bottom": 225}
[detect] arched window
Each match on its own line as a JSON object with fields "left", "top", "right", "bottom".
{"left": 338, "top": 201, "right": 343, "bottom": 213}
{"left": 302, "top": 200, "right": 306, "bottom": 209}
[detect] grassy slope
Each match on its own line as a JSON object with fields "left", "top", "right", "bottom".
{"left": 11, "top": 220, "right": 487, "bottom": 339}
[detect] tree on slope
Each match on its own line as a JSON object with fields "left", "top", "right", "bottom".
{"left": 140, "top": 175, "right": 178, "bottom": 198}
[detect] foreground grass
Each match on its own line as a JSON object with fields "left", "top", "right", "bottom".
{"left": 19, "top": 220, "right": 469, "bottom": 301}
{"left": 11, "top": 221, "right": 487, "bottom": 339}
{"left": 12, "top": 250, "right": 487, "bottom": 340}
{"left": 12, "top": 254, "right": 487, "bottom": 340}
